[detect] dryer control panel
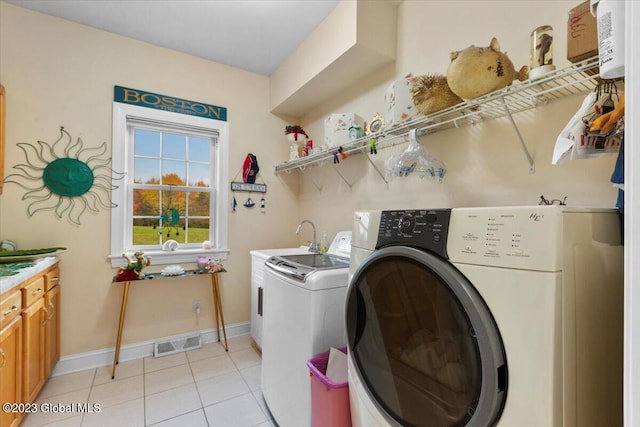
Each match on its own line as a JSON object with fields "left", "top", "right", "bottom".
{"left": 376, "top": 209, "right": 452, "bottom": 258}
{"left": 447, "top": 206, "right": 564, "bottom": 271}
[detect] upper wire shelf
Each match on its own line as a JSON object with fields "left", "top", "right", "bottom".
{"left": 273, "top": 56, "right": 600, "bottom": 175}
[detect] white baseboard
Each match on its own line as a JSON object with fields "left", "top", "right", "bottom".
{"left": 51, "top": 321, "right": 250, "bottom": 377}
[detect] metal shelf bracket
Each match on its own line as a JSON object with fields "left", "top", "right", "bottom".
{"left": 331, "top": 163, "right": 353, "bottom": 189}
{"left": 499, "top": 96, "right": 535, "bottom": 174}
{"left": 299, "top": 166, "right": 323, "bottom": 192}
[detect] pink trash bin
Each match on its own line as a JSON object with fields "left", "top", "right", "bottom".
{"left": 306, "top": 348, "right": 352, "bottom": 427}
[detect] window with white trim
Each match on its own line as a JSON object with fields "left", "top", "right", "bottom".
{"left": 110, "top": 102, "right": 229, "bottom": 267}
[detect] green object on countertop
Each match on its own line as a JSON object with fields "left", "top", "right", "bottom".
{"left": 0, "top": 261, "right": 36, "bottom": 277}
{"left": 0, "top": 247, "right": 66, "bottom": 257}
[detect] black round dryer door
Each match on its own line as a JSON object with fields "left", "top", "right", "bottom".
{"left": 346, "top": 246, "right": 507, "bottom": 427}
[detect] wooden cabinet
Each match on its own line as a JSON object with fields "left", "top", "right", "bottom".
{"left": 21, "top": 295, "right": 45, "bottom": 404}
{"left": 44, "top": 273, "right": 60, "bottom": 377}
{"left": 0, "top": 261, "right": 60, "bottom": 426}
{"left": 0, "top": 289, "right": 23, "bottom": 427}
{"left": 0, "top": 317, "right": 22, "bottom": 427}
{"left": 20, "top": 267, "right": 61, "bottom": 403}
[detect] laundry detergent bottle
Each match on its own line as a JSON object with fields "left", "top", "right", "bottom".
{"left": 592, "top": 0, "right": 625, "bottom": 79}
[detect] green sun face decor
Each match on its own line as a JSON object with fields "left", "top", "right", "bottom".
{"left": 3, "top": 127, "right": 124, "bottom": 225}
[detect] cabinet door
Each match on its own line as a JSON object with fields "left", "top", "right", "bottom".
{"left": 0, "top": 315, "right": 22, "bottom": 427}
{"left": 22, "top": 298, "right": 45, "bottom": 403}
{"left": 44, "top": 286, "right": 60, "bottom": 377}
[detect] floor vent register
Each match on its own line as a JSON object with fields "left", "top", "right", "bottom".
{"left": 154, "top": 334, "right": 202, "bottom": 357}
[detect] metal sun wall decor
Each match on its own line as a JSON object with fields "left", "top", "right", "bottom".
{"left": 3, "top": 126, "right": 124, "bottom": 225}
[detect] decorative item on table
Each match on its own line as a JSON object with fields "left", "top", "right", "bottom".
{"left": 324, "top": 113, "right": 360, "bottom": 149}
{"left": 411, "top": 74, "right": 463, "bottom": 116}
{"left": 384, "top": 74, "right": 421, "bottom": 129}
{"left": 365, "top": 113, "right": 384, "bottom": 136}
{"left": 210, "top": 259, "right": 224, "bottom": 272}
{"left": 446, "top": 37, "right": 528, "bottom": 100}
{"left": 285, "top": 125, "right": 308, "bottom": 160}
{"left": 117, "top": 251, "right": 151, "bottom": 281}
{"left": 196, "top": 256, "right": 210, "bottom": 272}
{"left": 160, "top": 264, "right": 185, "bottom": 276}
{"left": 529, "top": 25, "right": 555, "bottom": 81}
{"left": 196, "top": 256, "right": 223, "bottom": 273}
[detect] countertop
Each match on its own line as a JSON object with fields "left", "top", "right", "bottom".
{"left": 0, "top": 256, "right": 59, "bottom": 295}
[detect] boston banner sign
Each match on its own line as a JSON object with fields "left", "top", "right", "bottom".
{"left": 114, "top": 86, "right": 227, "bottom": 122}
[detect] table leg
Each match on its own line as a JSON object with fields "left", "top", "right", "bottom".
{"left": 112, "top": 281, "right": 131, "bottom": 379}
{"left": 211, "top": 273, "right": 228, "bottom": 351}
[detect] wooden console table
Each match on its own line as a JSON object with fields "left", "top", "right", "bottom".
{"left": 111, "top": 268, "right": 228, "bottom": 379}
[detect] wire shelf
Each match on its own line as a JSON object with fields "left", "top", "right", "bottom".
{"left": 274, "top": 56, "right": 600, "bottom": 175}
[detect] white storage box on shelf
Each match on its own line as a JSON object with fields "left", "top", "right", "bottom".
{"left": 384, "top": 75, "right": 420, "bottom": 130}
{"left": 324, "top": 113, "right": 360, "bottom": 149}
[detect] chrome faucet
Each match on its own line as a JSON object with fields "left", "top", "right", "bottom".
{"left": 296, "top": 220, "right": 319, "bottom": 253}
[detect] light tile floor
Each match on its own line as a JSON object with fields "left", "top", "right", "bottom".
{"left": 21, "top": 336, "right": 275, "bottom": 427}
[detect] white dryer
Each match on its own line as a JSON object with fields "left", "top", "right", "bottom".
{"left": 346, "top": 207, "right": 623, "bottom": 427}
{"left": 262, "top": 231, "right": 352, "bottom": 427}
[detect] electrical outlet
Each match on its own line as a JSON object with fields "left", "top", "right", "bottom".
{"left": 193, "top": 300, "right": 201, "bottom": 313}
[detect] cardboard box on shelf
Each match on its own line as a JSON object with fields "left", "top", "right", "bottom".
{"left": 567, "top": 0, "right": 598, "bottom": 63}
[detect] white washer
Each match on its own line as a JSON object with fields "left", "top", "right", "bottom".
{"left": 249, "top": 246, "right": 311, "bottom": 349}
{"left": 347, "top": 207, "right": 623, "bottom": 427}
{"left": 262, "top": 231, "right": 352, "bottom": 427}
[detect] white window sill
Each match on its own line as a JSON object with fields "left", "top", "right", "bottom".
{"left": 109, "top": 248, "right": 229, "bottom": 268}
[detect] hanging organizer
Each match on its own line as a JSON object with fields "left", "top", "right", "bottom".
{"left": 273, "top": 55, "right": 601, "bottom": 181}
{"left": 231, "top": 153, "right": 267, "bottom": 211}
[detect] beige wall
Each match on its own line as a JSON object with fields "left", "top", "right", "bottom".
{"left": 292, "top": 0, "right": 618, "bottom": 238}
{"left": 0, "top": 3, "right": 299, "bottom": 355}
{"left": 0, "top": 0, "right": 620, "bottom": 359}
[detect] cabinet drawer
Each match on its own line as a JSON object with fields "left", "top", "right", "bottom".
{"left": 0, "top": 290, "right": 22, "bottom": 329}
{"left": 22, "top": 277, "right": 45, "bottom": 308}
{"left": 45, "top": 267, "right": 61, "bottom": 291}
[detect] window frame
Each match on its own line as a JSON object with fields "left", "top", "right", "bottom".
{"left": 110, "top": 102, "right": 229, "bottom": 268}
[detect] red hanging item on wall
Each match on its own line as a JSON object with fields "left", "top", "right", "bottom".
{"left": 242, "top": 153, "right": 259, "bottom": 184}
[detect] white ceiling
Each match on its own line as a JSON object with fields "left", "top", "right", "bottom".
{"left": 6, "top": 0, "right": 340, "bottom": 76}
